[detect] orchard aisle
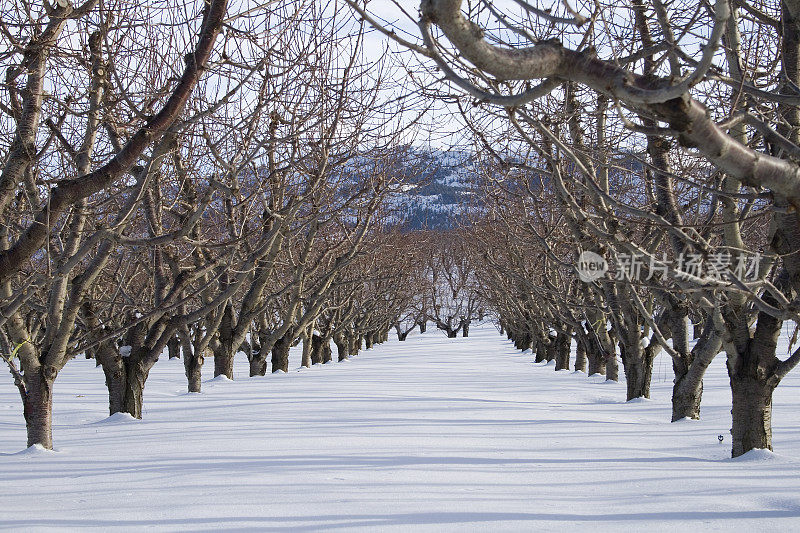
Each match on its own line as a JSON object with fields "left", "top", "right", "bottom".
{"left": 2, "top": 324, "right": 800, "bottom": 531}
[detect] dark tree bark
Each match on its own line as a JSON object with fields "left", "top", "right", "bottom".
{"left": 23, "top": 367, "right": 55, "bottom": 449}
{"left": 554, "top": 328, "right": 572, "bottom": 371}
{"left": 302, "top": 333, "right": 313, "bottom": 367}
{"left": 185, "top": 349, "right": 203, "bottom": 393}
{"left": 335, "top": 337, "right": 348, "bottom": 362}
{"left": 574, "top": 335, "right": 587, "bottom": 373}
{"left": 311, "top": 334, "right": 329, "bottom": 365}
{"left": 272, "top": 333, "right": 292, "bottom": 373}
{"left": 619, "top": 335, "right": 656, "bottom": 400}
{"left": 534, "top": 338, "right": 547, "bottom": 363}
{"left": 730, "top": 374, "right": 775, "bottom": 457}
{"left": 213, "top": 303, "right": 235, "bottom": 380}
{"left": 167, "top": 335, "right": 181, "bottom": 359}
{"left": 349, "top": 335, "right": 360, "bottom": 356}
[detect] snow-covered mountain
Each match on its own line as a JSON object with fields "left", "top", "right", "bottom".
{"left": 388, "top": 147, "right": 480, "bottom": 230}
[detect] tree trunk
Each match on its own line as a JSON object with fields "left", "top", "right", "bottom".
{"left": 311, "top": 334, "right": 325, "bottom": 365}
{"left": 587, "top": 351, "right": 605, "bottom": 375}
{"left": 321, "top": 338, "right": 332, "bottom": 363}
{"left": 214, "top": 304, "right": 235, "bottom": 379}
{"left": 365, "top": 334, "right": 374, "bottom": 349}
{"left": 619, "top": 334, "right": 654, "bottom": 400}
{"left": 104, "top": 365, "right": 126, "bottom": 415}
{"left": 349, "top": 336, "right": 360, "bottom": 356}
{"left": 184, "top": 349, "right": 203, "bottom": 393}
{"left": 121, "top": 360, "right": 148, "bottom": 419}
{"left": 462, "top": 321, "right": 470, "bottom": 337}
{"left": 671, "top": 324, "right": 721, "bottom": 421}
{"left": 534, "top": 338, "right": 547, "bottom": 363}
{"left": 272, "top": 334, "right": 291, "bottom": 373}
{"left": 619, "top": 337, "right": 656, "bottom": 401}
{"left": 605, "top": 353, "right": 619, "bottom": 381}
{"left": 730, "top": 375, "right": 775, "bottom": 457}
{"left": 167, "top": 335, "right": 181, "bottom": 359}
{"left": 213, "top": 339, "right": 234, "bottom": 380}
{"left": 23, "top": 368, "right": 55, "bottom": 449}
{"left": 301, "top": 333, "right": 312, "bottom": 367}
{"left": 249, "top": 348, "right": 268, "bottom": 377}
{"left": 335, "top": 337, "right": 348, "bottom": 361}
{"left": 623, "top": 359, "right": 648, "bottom": 400}
{"left": 545, "top": 336, "right": 557, "bottom": 362}
{"left": 671, "top": 374, "right": 703, "bottom": 421}
{"left": 249, "top": 331, "right": 271, "bottom": 376}
{"left": 96, "top": 344, "right": 126, "bottom": 414}
{"left": 574, "top": 337, "right": 587, "bottom": 373}
{"left": 419, "top": 321, "right": 427, "bottom": 333}
{"left": 554, "top": 329, "right": 572, "bottom": 371}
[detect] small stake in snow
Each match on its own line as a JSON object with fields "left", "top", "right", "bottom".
{"left": 718, "top": 435, "right": 724, "bottom": 444}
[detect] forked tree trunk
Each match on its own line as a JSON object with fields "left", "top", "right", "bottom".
{"left": 23, "top": 367, "right": 55, "bottom": 449}
{"left": 249, "top": 332, "right": 271, "bottom": 376}
{"left": 213, "top": 338, "right": 234, "bottom": 380}
{"left": 672, "top": 373, "right": 703, "bottom": 421}
{"left": 671, "top": 322, "right": 721, "bottom": 421}
{"left": 272, "top": 334, "right": 291, "bottom": 373}
{"left": 727, "top": 326, "right": 782, "bottom": 457}
{"left": 583, "top": 329, "right": 608, "bottom": 375}
{"left": 730, "top": 375, "right": 775, "bottom": 457}
{"left": 121, "top": 360, "right": 148, "bottom": 419}
{"left": 102, "top": 351, "right": 151, "bottom": 419}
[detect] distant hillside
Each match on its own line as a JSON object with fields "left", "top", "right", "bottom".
{"left": 389, "top": 148, "right": 479, "bottom": 231}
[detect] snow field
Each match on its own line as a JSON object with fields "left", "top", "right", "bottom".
{"left": 1, "top": 324, "right": 800, "bottom": 531}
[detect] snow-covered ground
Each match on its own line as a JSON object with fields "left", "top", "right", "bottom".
{"left": 2, "top": 324, "right": 800, "bottom": 531}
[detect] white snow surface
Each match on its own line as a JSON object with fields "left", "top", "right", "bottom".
{"left": 2, "top": 324, "right": 800, "bottom": 531}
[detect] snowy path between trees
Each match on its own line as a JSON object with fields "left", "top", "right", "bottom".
{"left": 2, "top": 325, "right": 800, "bottom": 531}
